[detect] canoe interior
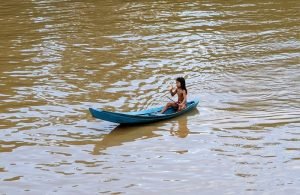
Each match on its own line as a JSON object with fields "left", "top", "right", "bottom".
{"left": 126, "top": 100, "right": 195, "bottom": 116}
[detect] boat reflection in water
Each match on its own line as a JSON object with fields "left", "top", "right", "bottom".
{"left": 92, "top": 108, "right": 199, "bottom": 155}
{"left": 170, "top": 108, "right": 199, "bottom": 138}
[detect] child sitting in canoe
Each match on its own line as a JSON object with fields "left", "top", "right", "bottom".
{"left": 161, "top": 77, "right": 187, "bottom": 113}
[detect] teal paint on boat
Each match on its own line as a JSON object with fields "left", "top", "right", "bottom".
{"left": 89, "top": 98, "right": 199, "bottom": 124}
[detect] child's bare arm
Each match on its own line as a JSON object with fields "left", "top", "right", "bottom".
{"left": 180, "top": 90, "right": 187, "bottom": 105}
{"left": 169, "top": 86, "right": 177, "bottom": 96}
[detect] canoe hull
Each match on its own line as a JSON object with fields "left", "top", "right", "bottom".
{"left": 89, "top": 98, "right": 199, "bottom": 124}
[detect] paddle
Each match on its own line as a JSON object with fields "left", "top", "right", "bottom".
{"left": 166, "top": 96, "right": 177, "bottom": 104}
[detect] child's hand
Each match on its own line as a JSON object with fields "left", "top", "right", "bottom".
{"left": 169, "top": 85, "right": 174, "bottom": 91}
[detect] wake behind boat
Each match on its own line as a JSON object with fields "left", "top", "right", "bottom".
{"left": 89, "top": 98, "right": 199, "bottom": 124}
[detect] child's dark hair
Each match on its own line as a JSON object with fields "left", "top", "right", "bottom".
{"left": 176, "top": 77, "right": 187, "bottom": 94}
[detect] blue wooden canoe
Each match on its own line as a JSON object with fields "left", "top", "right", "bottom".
{"left": 89, "top": 98, "right": 199, "bottom": 124}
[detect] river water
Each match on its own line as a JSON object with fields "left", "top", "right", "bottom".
{"left": 0, "top": 0, "right": 299, "bottom": 194}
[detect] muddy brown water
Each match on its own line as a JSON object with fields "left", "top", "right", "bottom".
{"left": 0, "top": 0, "right": 299, "bottom": 194}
